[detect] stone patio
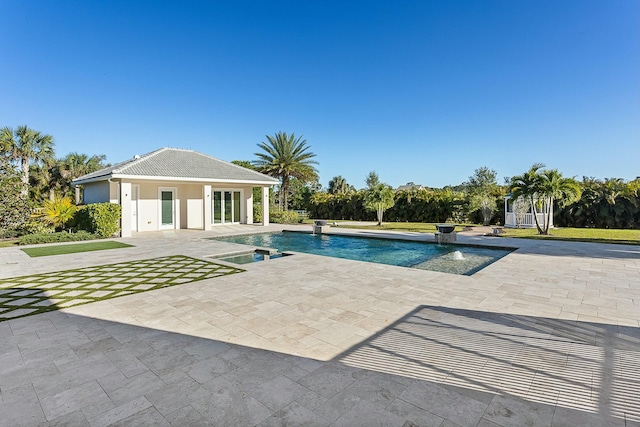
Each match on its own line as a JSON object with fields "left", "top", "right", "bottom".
{"left": 0, "top": 225, "right": 639, "bottom": 426}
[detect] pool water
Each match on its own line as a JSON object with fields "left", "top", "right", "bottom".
{"left": 217, "top": 252, "right": 289, "bottom": 264}
{"left": 214, "top": 232, "right": 512, "bottom": 275}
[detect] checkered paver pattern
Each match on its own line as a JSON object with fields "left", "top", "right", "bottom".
{"left": 0, "top": 255, "right": 243, "bottom": 321}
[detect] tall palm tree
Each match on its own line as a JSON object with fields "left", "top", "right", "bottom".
{"left": 509, "top": 163, "right": 545, "bottom": 234}
{"left": 510, "top": 164, "right": 581, "bottom": 235}
{"left": 538, "top": 169, "right": 581, "bottom": 234}
{"left": 0, "top": 125, "right": 55, "bottom": 196}
{"left": 254, "top": 132, "right": 318, "bottom": 210}
{"left": 364, "top": 183, "right": 395, "bottom": 226}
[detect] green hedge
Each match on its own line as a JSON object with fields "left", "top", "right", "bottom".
{"left": 19, "top": 231, "right": 98, "bottom": 245}
{"left": 253, "top": 202, "right": 263, "bottom": 223}
{"left": 74, "top": 203, "right": 121, "bottom": 237}
{"left": 270, "top": 210, "right": 303, "bottom": 224}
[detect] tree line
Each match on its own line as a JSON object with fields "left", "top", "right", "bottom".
{"left": 1, "top": 125, "right": 108, "bottom": 235}
{"left": 302, "top": 174, "right": 640, "bottom": 231}
{"left": 2, "top": 126, "right": 638, "bottom": 237}
{"left": 247, "top": 134, "right": 640, "bottom": 232}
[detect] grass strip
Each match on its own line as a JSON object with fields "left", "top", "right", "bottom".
{"left": 21, "top": 241, "right": 134, "bottom": 257}
{"left": 0, "top": 255, "right": 244, "bottom": 321}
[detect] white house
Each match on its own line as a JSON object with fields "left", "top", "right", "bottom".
{"left": 504, "top": 194, "right": 553, "bottom": 229}
{"left": 71, "top": 148, "right": 278, "bottom": 237}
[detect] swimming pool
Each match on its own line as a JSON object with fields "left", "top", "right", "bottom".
{"left": 214, "top": 232, "right": 512, "bottom": 275}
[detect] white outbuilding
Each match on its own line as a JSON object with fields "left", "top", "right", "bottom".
{"left": 504, "top": 194, "right": 553, "bottom": 229}
{"left": 71, "top": 147, "right": 278, "bottom": 237}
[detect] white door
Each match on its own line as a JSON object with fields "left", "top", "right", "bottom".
{"left": 159, "top": 188, "right": 176, "bottom": 229}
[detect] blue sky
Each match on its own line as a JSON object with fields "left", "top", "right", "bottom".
{"left": 1, "top": 1, "right": 638, "bottom": 189}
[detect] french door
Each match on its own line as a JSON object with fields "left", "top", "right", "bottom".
{"left": 212, "top": 190, "right": 241, "bottom": 225}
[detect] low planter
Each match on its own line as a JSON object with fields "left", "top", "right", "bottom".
{"left": 435, "top": 224, "right": 456, "bottom": 234}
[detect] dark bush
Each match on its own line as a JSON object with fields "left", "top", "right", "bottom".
{"left": 18, "top": 231, "right": 98, "bottom": 245}
{"left": 74, "top": 203, "right": 121, "bottom": 237}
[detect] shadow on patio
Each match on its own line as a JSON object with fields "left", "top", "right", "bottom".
{"left": 334, "top": 305, "right": 640, "bottom": 424}
{"left": 3, "top": 305, "right": 640, "bottom": 426}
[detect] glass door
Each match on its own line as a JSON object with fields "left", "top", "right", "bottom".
{"left": 224, "top": 191, "right": 232, "bottom": 223}
{"left": 212, "top": 190, "right": 242, "bottom": 225}
{"left": 213, "top": 191, "right": 222, "bottom": 224}
{"left": 159, "top": 188, "right": 175, "bottom": 229}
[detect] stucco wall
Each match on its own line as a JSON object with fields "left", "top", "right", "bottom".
{"left": 132, "top": 182, "right": 208, "bottom": 231}
{"left": 82, "top": 181, "right": 114, "bottom": 204}
{"left": 181, "top": 184, "right": 203, "bottom": 229}
{"left": 101, "top": 179, "right": 264, "bottom": 235}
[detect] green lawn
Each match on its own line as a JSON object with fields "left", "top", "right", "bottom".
{"left": 498, "top": 227, "right": 640, "bottom": 245}
{"left": 334, "top": 221, "right": 640, "bottom": 244}
{"left": 21, "top": 241, "right": 134, "bottom": 257}
{"left": 0, "top": 239, "right": 18, "bottom": 248}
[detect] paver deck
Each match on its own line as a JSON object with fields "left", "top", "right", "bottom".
{"left": 0, "top": 224, "right": 639, "bottom": 426}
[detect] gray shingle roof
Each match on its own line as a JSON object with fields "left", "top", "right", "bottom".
{"left": 72, "top": 148, "right": 278, "bottom": 185}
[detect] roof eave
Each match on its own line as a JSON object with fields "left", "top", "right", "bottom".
{"left": 71, "top": 173, "right": 114, "bottom": 186}
{"left": 75, "top": 174, "right": 277, "bottom": 186}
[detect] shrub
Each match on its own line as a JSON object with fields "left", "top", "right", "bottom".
{"left": 270, "top": 210, "right": 303, "bottom": 224}
{"left": 0, "top": 229, "right": 21, "bottom": 239}
{"left": 33, "top": 197, "right": 77, "bottom": 231}
{"left": 74, "top": 203, "right": 121, "bottom": 237}
{"left": 23, "top": 220, "right": 55, "bottom": 235}
{"left": 253, "top": 203, "right": 262, "bottom": 223}
{"left": 19, "top": 231, "right": 97, "bottom": 245}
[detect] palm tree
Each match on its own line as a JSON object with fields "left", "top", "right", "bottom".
{"left": 364, "top": 183, "right": 395, "bottom": 226}
{"left": 509, "top": 163, "right": 546, "bottom": 234}
{"left": 328, "top": 176, "right": 350, "bottom": 195}
{"left": 538, "top": 169, "right": 581, "bottom": 234}
{"left": 510, "top": 164, "right": 581, "bottom": 235}
{"left": 254, "top": 132, "right": 318, "bottom": 210}
{"left": 602, "top": 178, "right": 626, "bottom": 205}
{"left": 28, "top": 152, "right": 107, "bottom": 201}
{"left": 0, "top": 125, "right": 55, "bottom": 196}
{"left": 62, "top": 152, "right": 107, "bottom": 179}
{"left": 30, "top": 158, "right": 63, "bottom": 201}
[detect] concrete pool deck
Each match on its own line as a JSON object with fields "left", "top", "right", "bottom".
{"left": 0, "top": 225, "right": 639, "bottom": 426}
